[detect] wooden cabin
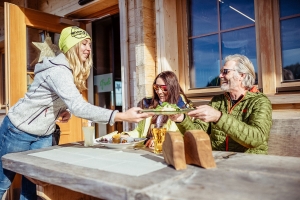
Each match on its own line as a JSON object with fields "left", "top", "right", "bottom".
{"left": 0, "top": 0, "right": 299, "bottom": 149}
{"left": 0, "top": 0, "right": 300, "bottom": 198}
{"left": 0, "top": 0, "right": 299, "bottom": 145}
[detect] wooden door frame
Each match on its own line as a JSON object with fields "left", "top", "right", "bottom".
{"left": 4, "top": 2, "right": 87, "bottom": 145}
{"left": 4, "top": 3, "right": 84, "bottom": 107}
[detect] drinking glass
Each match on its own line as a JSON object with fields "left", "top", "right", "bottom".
{"left": 151, "top": 124, "right": 167, "bottom": 154}
{"left": 82, "top": 120, "right": 95, "bottom": 147}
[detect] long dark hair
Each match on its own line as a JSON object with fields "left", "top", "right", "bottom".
{"left": 150, "top": 71, "right": 189, "bottom": 125}
{"left": 150, "top": 71, "right": 188, "bottom": 108}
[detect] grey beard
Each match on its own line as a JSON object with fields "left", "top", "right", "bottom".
{"left": 220, "top": 84, "right": 230, "bottom": 91}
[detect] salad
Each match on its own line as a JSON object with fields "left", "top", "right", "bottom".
{"left": 155, "top": 102, "right": 180, "bottom": 111}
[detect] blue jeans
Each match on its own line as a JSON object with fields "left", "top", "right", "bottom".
{"left": 0, "top": 116, "right": 52, "bottom": 200}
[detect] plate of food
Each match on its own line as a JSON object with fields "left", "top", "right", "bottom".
{"left": 95, "top": 133, "right": 147, "bottom": 149}
{"left": 141, "top": 102, "right": 195, "bottom": 115}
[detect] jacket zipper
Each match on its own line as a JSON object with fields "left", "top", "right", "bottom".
{"left": 224, "top": 92, "right": 245, "bottom": 151}
{"left": 28, "top": 106, "right": 50, "bottom": 125}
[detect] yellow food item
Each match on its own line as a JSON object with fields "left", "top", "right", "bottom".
{"left": 112, "top": 134, "right": 121, "bottom": 139}
{"left": 112, "top": 133, "right": 121, "bottom": 143}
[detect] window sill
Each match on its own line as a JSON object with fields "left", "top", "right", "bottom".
{"left": 189, "top": 93, "right": 300, "bottom": 107}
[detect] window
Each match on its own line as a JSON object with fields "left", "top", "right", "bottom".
{"left": 279, "top": 0, "right": 300, "bottom": 82}
{"left": 115, "top": 81, "right": 122, "bottom": 106}
{"left": 188, "top": 0, "right": 256, "bottom": 89}
{"left": 26, "top": 27, "right": 60, "bottom": 90}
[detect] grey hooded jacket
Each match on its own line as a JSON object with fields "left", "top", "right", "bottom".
{"left": 8, "top": 53, "right": 117, "bottom": 136}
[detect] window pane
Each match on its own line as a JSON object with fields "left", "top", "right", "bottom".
{"left": 189, "top": 35, "right": 220, "bottom": 88}
{"left": 281, "top": 17, "right": 300, "bottom": 80}
{"left": 280, "top": 0, "right": 300, "bottom": 18}
{"left": 27, "top": 27, "right": 60, "bottom": 72}
{"left": 220, "top": 0, "right": 255, "bottom": 30}
{"left": 189, "top": 0, "right": 218, "bottom": 36}
{"left": 115, "top": 81, "right": 122, "bottom": 106}
{"left": 221, "top": 27, "right": 258, "bottom": 83}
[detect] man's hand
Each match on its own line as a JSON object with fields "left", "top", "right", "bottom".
{"left": 187, "top": 105, "right": 221, "bottom": 123}
{"left": 114, "top": 107, "right": 154, "bottom": 123}
{"left": 56, "top": 110, "right": 71, "bottom": 123}
{"left": 169, "top": 114, "right": 185, "bottom": 122}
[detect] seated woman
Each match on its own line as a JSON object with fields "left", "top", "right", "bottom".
{"left": 126, "top": 71, "right": 192, "bottom": 146}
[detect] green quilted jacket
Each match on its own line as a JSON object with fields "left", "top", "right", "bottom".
{"left": 176, "top": 91, "right": 272, "bottom": 154}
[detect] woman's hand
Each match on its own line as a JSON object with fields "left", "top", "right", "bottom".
{"left": 169, "top": 114, "right": 185, "bottom": 122}
{"left": 145, "top": 137, "right": 154, "bottom": 148}
{"left": 114, "top": 107, "right": 153, "bottom": 123}
{"left": 56, "top": 110, "right": 71, "bottom": 123}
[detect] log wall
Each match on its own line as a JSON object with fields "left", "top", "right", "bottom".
{"left": 130, "top": 0, "right": 156, "bottom": 106}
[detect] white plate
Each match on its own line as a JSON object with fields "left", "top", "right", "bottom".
{"left": 95, "top": 137, "right": 147, "bottom": 149}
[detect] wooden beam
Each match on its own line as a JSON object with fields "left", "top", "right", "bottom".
{"left": 38, "top": 0, "right": 118, "bottom": 18}
{"left": 5, "top": 2, "right": 27, "bottom": 107}
{"left": 255, "top": 0, "right": 276, "bottom": 94}
{"left": 155, "top": 0, "right": 179, "bottom": 75}
{"left": 134, "top": 0, "right": 156, "bottom": 105}
{"left": 24, "top": 7, "right": 85, "bottom": 33}
{"left": 176, "top": 0, "right": 190, "bottom": 94}
{"left": 119, "top": 0, "right": 130, "bottom": 131}
{"left": 73, "top": 4, "right": 119, "bottom": 19}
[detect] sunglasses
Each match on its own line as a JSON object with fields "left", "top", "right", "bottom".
{"left": 220, "top": 68, "right": 236, "bottom": 75}
{"left": 153, "top": 84, "right": 168, "bottom": 92}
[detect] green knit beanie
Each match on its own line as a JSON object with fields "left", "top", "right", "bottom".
{"left": 59, "top": 26, "right": 91, "bottom": 53}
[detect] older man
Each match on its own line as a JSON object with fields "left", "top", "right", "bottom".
{"left": 171, "top": 54, "right": 272, "bottom": 154}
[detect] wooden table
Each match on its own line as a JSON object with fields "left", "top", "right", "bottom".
{"left": 2, "top": 143, "right": 300, "bottom": 200}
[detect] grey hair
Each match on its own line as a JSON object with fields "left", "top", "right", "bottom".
{"left": 224, "top": 54, "right": 256, "bottom": 89}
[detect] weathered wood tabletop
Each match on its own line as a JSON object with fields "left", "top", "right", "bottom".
{"left": 2, "top": 143, "right": 300, "bottom": 200}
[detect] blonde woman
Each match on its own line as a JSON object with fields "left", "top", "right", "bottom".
{"left": 0, "top": 26, "right": 151, "bottom": 199}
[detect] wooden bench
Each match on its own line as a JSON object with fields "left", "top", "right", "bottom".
{"left": 268, "top": 110, "right": 300, "bottom": 157}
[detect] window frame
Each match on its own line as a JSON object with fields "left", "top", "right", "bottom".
{"left": 177, "top": 0, "right": 300, "bottom": 98}
{"left": 273, "top": 0, "right": 300, "bottom": 91}
{"left": 177, "top": 0, "right": 224, "bottom": 97}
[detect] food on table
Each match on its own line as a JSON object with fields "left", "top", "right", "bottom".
{"left": 98, "top": 138, "right": 108, "bottom": 143}
{"left": 121, "top": 135, "right": 134, "bottom": 143}
{"left": 120, "top": 132, "right": 130, "bottom": 138}
{"left": 155, "top": 102, "right": 180, "bottom": 111}
{"left": 112, "top": 133, "right": 121, "bottom": 143}
{"left": 96, "top": 132, "right": 138, "bottom": 145}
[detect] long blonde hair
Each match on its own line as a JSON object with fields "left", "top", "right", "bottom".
{"left": 64, "top": 41, "right": 93, "bottom": 92}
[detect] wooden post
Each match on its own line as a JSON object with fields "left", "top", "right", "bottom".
{"left": 155, "top": 0, "right": 179, "bottom": 76}
{"left": 255, "top": 0, "right": 277, "bottom": 94}
{"left": 131, "top": 0, "right": 156, "bottom": 106}
{"left": 119, "top": 0, "right": 131, "bottom": 131}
